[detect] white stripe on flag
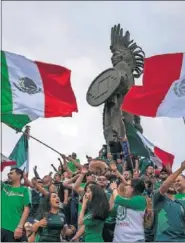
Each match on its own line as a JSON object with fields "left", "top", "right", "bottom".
{"left": 156, "top": 53, "right": 185, "bottom": 117}
{"left": 136, "top": 131, "right": 154, "bottom": 152}
{"left": 5, "top": 51, "right": 45, "bottom": 118}
{"left": 136, "top": 131, "right": 163, "bottom": 167}
{"left": 180, "top": 53, "right": 185, "bottom": 78}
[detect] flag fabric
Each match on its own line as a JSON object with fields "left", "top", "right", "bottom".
{"left": 124, "top": 120, "right": 174, "bottom": 168}
{"left": 9, "top": 133, "right": 29, "bottom": 174}
{"left": 1, "top": 50, "right": 78, "bottom": 130}
{"left": 1, "top": 154, "right": 16, "bottom": 172}
{"left": 122, "top": 53, "right": 185, "bottom": 118}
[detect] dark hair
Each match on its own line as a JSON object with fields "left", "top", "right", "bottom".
{"left": 131, "top": 178, "right": 145, "bottom": 195}
{"left": 84, "top": 181, "right": 97, "bottom": 192}
{"left": 36, "top": 193, "right": 54, "bottom": 219}
{"left": 87, "top": 184, "right": 109, "bottom": 220}
{"left": 10, "top": 168, "right": 23, "bottom": 180}
{"left": 54, "top": 173, "right": 61, "bottom": 178}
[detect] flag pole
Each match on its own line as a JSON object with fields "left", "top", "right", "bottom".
{"left": 122, "top": 118, "right": 134, "bottom": 171}
{"left": 21, "top": 127, "right": 62, "bottom": 156}
{"left": 6, "top": 124, "right": 62, "bottom": 156}
{"left": 183, "top": 117, "right": 185, "bottom": 125}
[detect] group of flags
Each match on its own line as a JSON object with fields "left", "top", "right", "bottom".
{"left": 1, "top": 50, "right": 184, "bottom": 174}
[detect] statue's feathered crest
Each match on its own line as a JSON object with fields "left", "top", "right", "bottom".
{"left": 110, "top": 24, "right": 145, "bottom": 78}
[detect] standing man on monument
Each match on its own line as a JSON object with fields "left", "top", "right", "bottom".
{"left": 1, "top": 168, "right": 31, "bottom": 242}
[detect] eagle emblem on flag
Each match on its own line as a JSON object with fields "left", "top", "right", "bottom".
{"left": 13, "top": 77, "right": 42, "bottom": 95}
{"left": 173, "top": 76, "right": 185, "bottom": 97}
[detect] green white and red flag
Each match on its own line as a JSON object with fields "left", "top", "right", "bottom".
{"left": 1, "top": 50, "right": 78, "bottom": 130}
{"left": 122, "top": 53, "right": 185, "bottom": 118}
{"left": 1, "top": 154, "right": 16, "bottom": 172}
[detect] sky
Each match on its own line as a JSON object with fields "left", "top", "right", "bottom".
{"left": 1, "top": 1, "right": 185, "bottom": 179}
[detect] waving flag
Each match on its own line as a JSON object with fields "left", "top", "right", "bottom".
{"left": 122, "top": 53, "right": 185, "bottom": 118}
{"left": 1, "top": 50, "right": 78, "bottom": 130}
{"left": 125, "top": 120, "right": 174, "bottom": 168}
{"left": 1, "top": 154, "right": 16, "bottom": 172}
{"left": 9, "top": 133, "right": 29, "bottom": 174}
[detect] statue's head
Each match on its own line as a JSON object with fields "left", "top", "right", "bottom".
{"left": 110, "top": 24, "right": 145, "bottom": 78}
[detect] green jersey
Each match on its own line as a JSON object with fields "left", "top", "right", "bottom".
{"left": 153, "top": 191, "right": 185, "bottom": 242}
{"left": 67, "top": 158, "right": 80, "bottom": 173}
{"left": 36, "top": 212, "right": 66, "bottom": 242}
{"left": 175, "top": 193, "right": 185, "bottom": 200}
{"left": 1, "top": 182, "right": 31, "bottom": 232}
{"left": 154, "top": 181, "right": 163, "bottom": 191}
{"left": 116, "top": 164, "right": 123, "bottom": 174}
{"left": 113, "top": 195, "right": 146, "bottom": 242}
{"left": 83, "top": 212, "right": 105, "bottom": 242}
{"left": 105, "top": 191, "right": 116, "bottom": 224}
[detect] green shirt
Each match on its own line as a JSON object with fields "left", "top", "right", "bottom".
{"left": 115, "top": 195, "right": 146, "bottom": 211}
{"left": 153, "top": 191, "right": 185, "bottom": 242}
{"left": 36, "top": 212, "right": 66, "bottom": 242}
{"left": 114, "top": 195, "right": 146, "bottom": 242}
{"left": 116, "top": 164, "right": 123, "bottom": 174}
{"left": 1, "top": 182, "right": 31, "bottom": 232}
{"left": 175, "top": 193, "right": 185, "bottom": 200}
{"left": 83, "top": 212, "right": 105, "bottom": 242}
{"left": 67, "top": 158, "right": 80, "bottom": 173}
{"left": 105, "top": 191, "right": 116, "bottom": 224}
{"left": 154, "top": 181, "right": 163, "bottom": 191}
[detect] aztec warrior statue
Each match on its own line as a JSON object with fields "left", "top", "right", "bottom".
{"left": 87, "top": 24, "right": 145, "bottom": 145}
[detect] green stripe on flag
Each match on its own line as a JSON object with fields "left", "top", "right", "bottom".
{"left": 1, "top": 51, "right": 31, "bottom": 130}
{"left": 124, "top": 119, "right": 150, "bottom": 158}
{"left": 2, "top": 114, "right": 31, "bottom": 131}
{"left": 1, "top": 50, "right": 13, "bottom": 113}
{"left": 9, "top": 133, "right": 29, "bottom": 173}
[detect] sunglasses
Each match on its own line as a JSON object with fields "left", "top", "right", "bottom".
{"left": 98, "top": 178, "right": 106, "bottom": 181}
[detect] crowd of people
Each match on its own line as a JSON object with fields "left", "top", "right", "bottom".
{"left": 1, "top": 139, "right": 185, "bottom": 242}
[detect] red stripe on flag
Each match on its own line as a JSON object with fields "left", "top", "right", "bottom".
{"left": 35, "top": 62, "right": 78, "bottom": 117}
{"left": 142, "top": 53, "right": 183, "bottom": 89}
{"left": 154, "top": 146, "right": 174, "bottom": 168}
{"left": 122, "top": 53, "right": 183, "bottom": 116}
{"left": 1, "top": 161, "right": 16, "bottom": 171}
{"left": 122, "top": 86, "right": 158, "bottom": 116}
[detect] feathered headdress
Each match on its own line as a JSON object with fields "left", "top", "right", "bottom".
{"left": 110, "top": 24, "right": 145, "bottom": 78}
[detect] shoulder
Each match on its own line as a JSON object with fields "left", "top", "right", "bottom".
{"left": 22, "top": 186, "right": 31, "bottom": 193}
{"left": 152, "top": 189, "right": 166, "bottom": 204}
{"left": 133, "top": 195, "right": 147, "bottom": 205}
{"left": 58, "top": 212, "right": 66, "bottom": 222}
{"left": 83, "top": 212, "right": 93, "bottom": 220}
{"left": 2, "top": 182, "right": 10, "bottom": 189}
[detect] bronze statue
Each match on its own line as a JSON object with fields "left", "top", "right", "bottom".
{"left": 86, "top": 24, "right": 145, "bottom": 145}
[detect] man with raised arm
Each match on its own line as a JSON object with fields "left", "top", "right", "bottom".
{"left": 153, "top": 161, "right": 185, "bottom": 242}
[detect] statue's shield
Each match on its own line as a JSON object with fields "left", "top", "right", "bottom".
{"left": 86, "top": 68, "right": 121, "bottom": 106}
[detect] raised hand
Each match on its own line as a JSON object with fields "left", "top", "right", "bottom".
{"left": 38, "top": 218, "right": 48, "bottom": 228}
{"left": 81, "top": 166, "right": 88, "bottom": 175}
{"left": 109, "top": 162, "right": 117, "bottom": 172}
{"left": 110, "top": 181, "right": 118, "bottom": 191}
{"left": 181, "top": 160, "right": 185, "bottom": 171}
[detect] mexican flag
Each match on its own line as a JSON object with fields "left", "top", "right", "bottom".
{"left": 124, "top": 120, "right": 174, "bottom": 168}
{"left": 9, "top": 133, "right": 29, "bottom": 174}
{"left": 1, "top": 154, "right": 16, "bottom": 172}
{"left": 122, "top": 53, "right": 185, "bottom": 118}
{"left": 1, "top": 50, "right": 78, "bottom": 130}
